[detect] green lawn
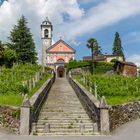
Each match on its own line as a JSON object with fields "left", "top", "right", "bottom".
{"left": 73, "top": 75, "right": 140, "bottom": 105}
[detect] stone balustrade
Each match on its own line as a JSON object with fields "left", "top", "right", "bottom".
{"left": 67, "top": 74, "right": 110, "bottom": 135}
{"left": 20, "top": 74, "right": 55, "bottom": 135}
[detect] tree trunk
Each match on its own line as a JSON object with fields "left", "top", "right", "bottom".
{"left": 91, "top": 48, "right": 94, "bottom": 74}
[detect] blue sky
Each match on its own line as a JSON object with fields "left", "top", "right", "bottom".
{"left": 0, "top": 0, "right": 140, "bottom": 65}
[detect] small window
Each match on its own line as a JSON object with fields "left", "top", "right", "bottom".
{"left": 44, "top": 29, "right": 49, "bottom": 38}
{"left": 59, "top": 46, "right": 63, "bottom": 51}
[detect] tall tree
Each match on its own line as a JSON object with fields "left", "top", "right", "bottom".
{"left": 112, "top": 32, "right": 125, "bottom": 60}
{"left": 87, "top": 38, "right": 102, "bottom": 73}
{"left": 8, "top": 15, "right": 37, "bottom": 63}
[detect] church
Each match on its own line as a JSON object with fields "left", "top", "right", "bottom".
{"left": 41, "top": 18, "right": 75, "bottom": 77}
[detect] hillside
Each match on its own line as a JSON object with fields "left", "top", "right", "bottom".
{"left": 0, "top": 64, "right": 50, "bottom": 106}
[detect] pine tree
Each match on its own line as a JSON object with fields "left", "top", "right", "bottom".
{"left": 8, "top": 15, "right": 37, "bottom": 64}
{"left": 112, "top": 32, "right": 125, "bottom": 60}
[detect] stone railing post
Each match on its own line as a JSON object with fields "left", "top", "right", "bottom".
{"left": 20, "top": 95, "right": 31, "bottom": 135}
{"left": 100, "top": 96, "right": 110, "bottom": 135}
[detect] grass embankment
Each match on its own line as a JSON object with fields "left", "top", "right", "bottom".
{"left": 73, "top": 75, "right": 140, "bottom": 105}
{"left": 0, "top": 64, "right": 51, "bottom": 107}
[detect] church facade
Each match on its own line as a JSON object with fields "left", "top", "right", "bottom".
{"left": 41, "top": 18, "right": 75, "bottom": 77}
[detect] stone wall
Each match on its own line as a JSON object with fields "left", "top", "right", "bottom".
{"left": 109, "top": 102, "right": 140, "bottom": 130}
{"left": 0, "top": 106, "right": 20, "bottom": 134}
{"left": 70, "top": 67, "right": 91, "bottom": 76}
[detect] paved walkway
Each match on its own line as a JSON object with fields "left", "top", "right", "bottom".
{"left": 0, "top": 125, "right": 13, "bottom": 137}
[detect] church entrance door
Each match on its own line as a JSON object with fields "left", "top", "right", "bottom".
{"left": 57, "top": 66, "right": 65, "bottom": 78}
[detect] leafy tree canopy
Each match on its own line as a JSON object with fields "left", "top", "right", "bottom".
{"left": 87, "top": 38, "right": 102, "bottom": 56}
{"left": 4, "top": 48, "right": 16, "bottom": 67}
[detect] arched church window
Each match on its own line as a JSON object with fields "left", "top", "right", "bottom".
{"left": 57, "top": 59, "right": 65, "bottom": 63}
{"left": 44, "top": 29, "right": 49, "bottom": 38}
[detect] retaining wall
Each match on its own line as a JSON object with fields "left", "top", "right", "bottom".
{"left": 0, "top": 106, "right": 20, "bottom": 134}
{"left": 109, "top": 101, "right": 140, "bottom": 130}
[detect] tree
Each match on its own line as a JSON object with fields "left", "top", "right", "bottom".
{"left": 87, "top": 38, "right": 102, "bottom": 74}
{"left": 0, "top": 41, "right": 4, "bottom": 66}
{"left": 112, "top": 32, "right": 125, "bottom": 60}
{"left": 4, "top": 48, "right": 16, "bottom": 67}
{"left": 8, "top": 15, "right": 37, "bottom": 64}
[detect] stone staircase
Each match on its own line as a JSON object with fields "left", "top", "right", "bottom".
{"left": 34, "top": 78, "right": 97, "bottom": 135}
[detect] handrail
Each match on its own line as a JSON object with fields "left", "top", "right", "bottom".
{"left": 67, "top": 74, "right": 100, "bottom": 128}
{"left": 30, "top": 73, "right": 55, "bottom": 122}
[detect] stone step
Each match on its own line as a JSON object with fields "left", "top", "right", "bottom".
{"left": 39, "top": 113, "right": 89, "bottom": 118}
{"left": 39, "top": 111, "right": 88, "bottom": 115}
{"left": 43, "top": 104, "right": 83, "bottom": 109}
{"left": 37, "top": 119, "right": 92, "bottom": 124}
{"left": 38, "top": 116, "right": 90, "bottom": 120}
{"left": 42, "top": 107, "right": 85, "bottom": 112}
{"left": 47, "top": 96, "right": 79, "bottom": 98}
{"left": 36, "top": 128, "right": 94, "bottom": 133}
{"left": 36, "top": 132, "right": 97, "bottom": 136}
{"left": 43, "top": 102, "right": 81, "bottom": 105}
{"left": 36, "top": 123, "right": 94, "bottom": 129}
{"left": 41, "top": 109, "right": 86, "bottom": 113}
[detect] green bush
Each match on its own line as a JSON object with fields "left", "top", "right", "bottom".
{"left": 93, "top": 62, "right": 114, "bottom": 74}
{"left": 65, "top": 60, "right": 91, "bottom": 70}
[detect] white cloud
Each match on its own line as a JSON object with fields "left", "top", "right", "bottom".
{"left": 127, "top": 54, "right": 140, "bottom": 66}
{"left": 64, "top": 0, "right": 140, "bottom": 40}
{"left": 77, "top": 0, "right": 97, "bottom": 4}
{"left": 1, "top": 0, "right": 140, "bottom": 61}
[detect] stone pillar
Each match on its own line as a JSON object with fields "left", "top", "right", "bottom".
{"left": 32, "top": 78, "right": 35, "bottom": 88}
{"left": 94, "top": 82, "right": 98, "bottom": 99}
{"left": 64, "top": 68, "right": 67, "bottom": 77}
{"left": 100, "top": 96, "right": 110, "bottom": 135}
{"left": 80, "top": 124, "right": 85, "bottom": 134}
{"left": 89, "top": 81, "right": 92, "bottom": 93}
{"left": 93, "top": 123, "right": 99, "bottom": 134}
{"left": 35, "top": 73, "right": 38, "bottom": 83}
{"left": 29, "top": 79, "right": 32, "bottom": 91}
{"left": 20, "top": 95, "right": 31, "bottom": 135}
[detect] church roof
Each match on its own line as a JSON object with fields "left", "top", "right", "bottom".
{"left": 46, "top": 39, "right": 76, "bottom": 53}
{"left": 42, "top": 17, "right": 52, "bottom": 25}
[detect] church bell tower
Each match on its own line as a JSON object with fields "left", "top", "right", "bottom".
{"left": 41, "top": 17, "right": 53, "bottom": 67}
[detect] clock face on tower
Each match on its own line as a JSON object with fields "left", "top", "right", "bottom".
{"left": 43, "top": 40, "right": 49, "bottom": 46}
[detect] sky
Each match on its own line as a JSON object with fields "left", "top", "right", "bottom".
{"left": 0, "top": 0, "right": 140, "bottom": 65}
